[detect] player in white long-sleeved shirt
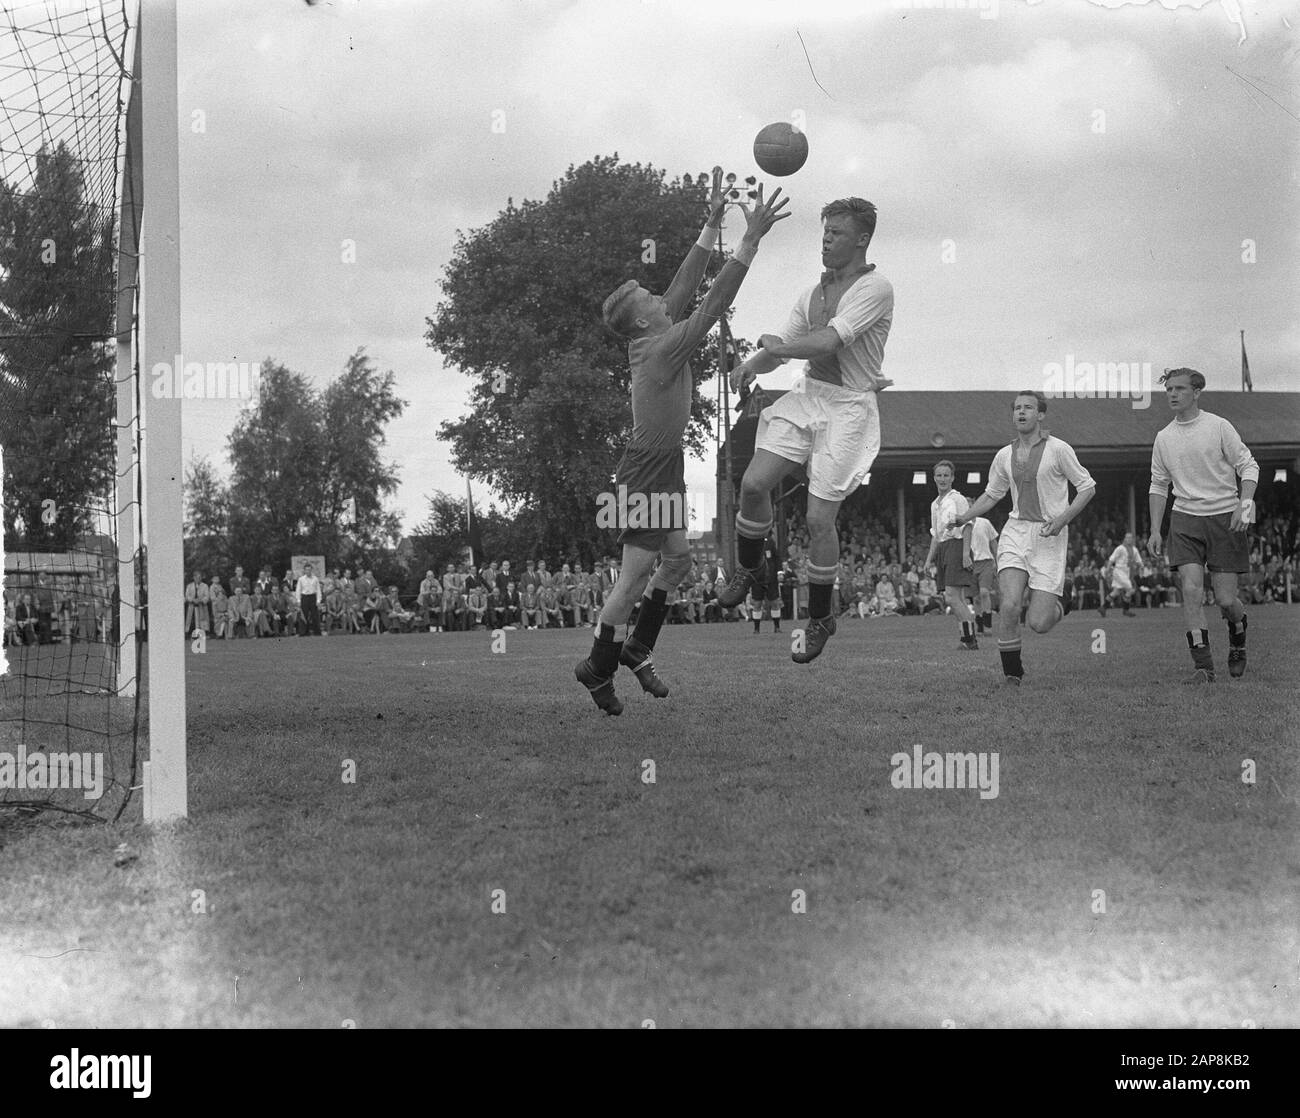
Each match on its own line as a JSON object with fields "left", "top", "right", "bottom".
{"left": 953, "top": 390, "right": 1096, "bottom": 685}
{"left": 922, "top": 461, "right": 978, "bottom": 650}
{"left": 1148, "top": 368, "right": 1258, "bottom": 683}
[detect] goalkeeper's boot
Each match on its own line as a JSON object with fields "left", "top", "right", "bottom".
{"left": 1228, "top": 648, "right": 1247, "bottom": 679}
{"left": 792, "top": 614, "right": 836, "bottom": 664}
{"left": 716, "top": 560, "right": 767, "bottom": 610}
{"left": 620, "top": 637, "right": 669, "bottom": 698}
{"left": 576, "top": 636, "right": 624, "bottom": 716}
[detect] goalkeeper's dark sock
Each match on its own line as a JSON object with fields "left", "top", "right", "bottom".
{"left": 630, "top": 588, "right": 669, "bottom": 651}
{"left": 808, "top": 570, "right": 835, "bottom": 618}
{"left": 588, "top": 624, "right": 623, "bottom": 677}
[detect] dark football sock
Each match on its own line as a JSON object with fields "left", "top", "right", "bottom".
{"left": 1186, "top": 629, "right": 1213, "bottom": 671}
{"left": 630, "top": 589, "right": 669, "bottom": 651}
{"left": 1227, "top": 613, "right": 1247, "bottom": 648}
{"left": 737, "top": 534, "right": 766, "bottom": 570}
{"left": 809, "top": 582, "right": 833, "bottom": 619}
{"left": 998, "top": 643, "right": 1024, "bottom": 678}
{"left": 589, "top": 624, "right": 623, "bottom": 676}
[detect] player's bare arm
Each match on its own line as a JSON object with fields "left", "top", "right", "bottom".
{"left": 1040, "top": 486, "right": 1094, "bottom": 537}
{"left": 759, "top": 327, "right": 840, "bottom": 361}
{"left": 1230, "top": 477, "right": 1258, "bottom": 532}
{"left": 662, "top": 166, "right": 728, "bottom": 321}
{"left": 952, "top": 492, "right": 998, "bottom": 529}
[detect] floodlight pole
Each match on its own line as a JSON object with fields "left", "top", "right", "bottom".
{"left": 140, "top": 0, "right": 186, "bottom": 822}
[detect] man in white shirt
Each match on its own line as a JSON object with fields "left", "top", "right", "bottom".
{"left": 969, "top": 515, "right": 999, "bottom": 633}
{"left": 923, "top": 461, "right": 978, "bottom": 650}
{"left": 296, "top": 562, "right": 323, "bottom": 636}
{"left": 953, "top": 391, "right": 1096, "bottom": 685}
{"left": 1148, "top": 368, "right": 1258, "bottom": 682}
{"left": 1103, "top": 532, "right": 1142, "bottom": 618}
{"left": 719, "top": 197, "right": 895, "bottom": 664}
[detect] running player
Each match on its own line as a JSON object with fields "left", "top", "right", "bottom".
{"left": 951, "top": 390, "right": 1096, "bottom": 685}
{"left": 1147, "top": 368, "right": 1258, "bottom": 682}
{"left": 969, "top": 515, "right": 998, "bottom": 633}
{"left": 576, "top": 174, "right": 790, "bottom": 714}
{"left": 1103, "top": 531, "right": 1141, "bottom": 617}
{"left": 717, "top": 197, "right": 894, "bottom": 663}
{"left": 922, "top": 460, "right": 978, "bottom": 651}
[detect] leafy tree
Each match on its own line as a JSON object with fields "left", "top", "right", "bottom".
{"left": 428, "top": 155, "right": 749, "bottom": 560}
{"left": 0, "top": 142, "right": 116, "bottom": 550}
{"left": 183, "top": 349, "right": 406, "bottom": 580}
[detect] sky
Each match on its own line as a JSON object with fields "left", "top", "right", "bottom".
{"left": 172, "top": 0, "right": 1300, "bottom": 537}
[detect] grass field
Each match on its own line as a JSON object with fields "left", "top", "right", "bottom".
{"left": 1, "top": 607, "right": 1297, "bottom": 1028}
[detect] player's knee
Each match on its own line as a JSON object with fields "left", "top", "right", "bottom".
{"left": 1028, "top": 613, "right": 1054, "bottom": 634}
{"left": 657, "top": 551, "right": 692, "bottom": 584}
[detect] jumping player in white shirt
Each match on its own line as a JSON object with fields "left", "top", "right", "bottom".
{"left": 717, "top": 197, "right": 894, "bottom": 664}
{"left": 952, "top": 390, "right": 1096, "bottom": 685}
{"left": 1148, "top": 368, "right": 1258, "bottom": 683}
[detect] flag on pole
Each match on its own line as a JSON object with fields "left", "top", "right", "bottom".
{"left": 1241, "top": 330, "right": 1252, "bottom": 392}
{"left": 465, "top": 477, "right": 483, "bottom": 568}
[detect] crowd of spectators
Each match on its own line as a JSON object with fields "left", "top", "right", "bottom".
{"left": 161, "top": 499, "right": 1297, "bottom": 642}
{"left": 3, "top": 571, "right": 115, "bottom": 647}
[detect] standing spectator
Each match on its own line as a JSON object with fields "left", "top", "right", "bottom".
{"left": 353, "top": 568, "right": 374, "bottom": 600}
{"left": 34, "top": 573, "right": 55, "bottom": 644}
{"left": 229, "top": 565, "right": 251, "bottom": 596}
{"left": 340, "top": 568, "right": 355, "bottom": 596}
{"left": 521, "top": 560, "right": 541, "bottom": 593}
{"left": 297, "top": 562, "right": 323, "bottom": 636}
{"left": 74, "top": 575, "right": 99, "bottom": 643}
{"left": 185, "top": 570, "right": 210, "bottom": 636}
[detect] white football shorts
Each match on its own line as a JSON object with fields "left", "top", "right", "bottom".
{"left": 755, "top": 377, "right": 880, "bottom": 504}
{"left": 997, "top": 517, "right": 1068, "bottom": 595}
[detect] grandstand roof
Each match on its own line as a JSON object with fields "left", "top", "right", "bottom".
{"left": 726, "top": 390, "right": 1300, "bottom": 470}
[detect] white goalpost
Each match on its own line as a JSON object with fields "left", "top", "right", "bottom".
{"left": 138, "top": 0, "right": 186, "bottom": 822}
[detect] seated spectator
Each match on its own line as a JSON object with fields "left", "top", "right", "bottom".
{"left": 684, "top": 580, "right": 704, "bottom": 623}
{"left": 14, "top": 593, "right": 38, "bottom": 645}
{"left": 521, "top": 584, "right": 541, "bottom": 630}
{"left": 417, "top": 570, "right": 442, "bottom": 631}
{"left": 873, "top": 576, "right": 899, "bottom": 617}
{"left": 464, "top": 585, "right": 488, "bottom": 629}
{"left": 266, "top": 585, "right": 287, "bottom": 636}
{"left": 227, "top": 587, "right": 253, "bottom": 639}
{"left": 341, "top": 587, "right": 362, "bottom": 633}
{"left": 918, "top": 571, "right": 943, "bottom": 615}
{"left": 209, "top": 580, "right": 229, "bottom": 639}
{"left": 251, "top": 590, "right": 274, "bottom": 636}
{"left": 385, "top": 587, "right": 414, "bottom": 632}
{"left": 540, "top": 585, "right": 562, "bottom": 629}
{"left": 897, "top": 582, "right": 920, "bottom": 616}
{"left": 556, "top": 582, "right": 575, "bottom": 629}
{"left": 485, "top": 586, "right": 505, "bottom": 629}
{"left": 363, "top": 588, "right": 385, "bottom": 633}
{"left": 501, "top": 581, "right": 521, "bottom": 630}
{"left": 572, "top": 578, "right": 594, "bottom": 628}
{"left": 324, "top": 586, "right": 345, "bottom": 633}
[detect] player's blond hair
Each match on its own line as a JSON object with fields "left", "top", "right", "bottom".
{"left": 602, "top": 279, "right": 641, "bottom": 338}
{"left": 820, "top": 198, "right": 877, "bottom": 244}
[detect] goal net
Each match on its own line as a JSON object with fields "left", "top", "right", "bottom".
{"left": 0, "top": 0, "right": 142, "bottom": 824}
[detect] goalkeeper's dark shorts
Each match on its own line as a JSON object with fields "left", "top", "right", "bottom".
{"left": 1166, "top": 510, "right": 1249, "bottom": 573}
{"left": 614, "top": 443, "right": 687, "bottom": 553}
